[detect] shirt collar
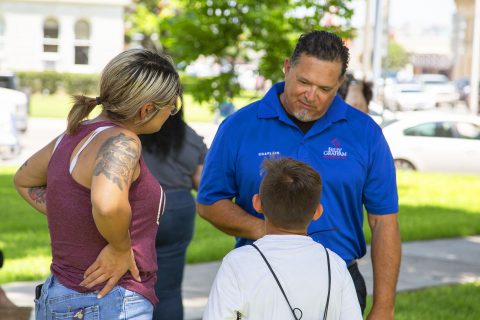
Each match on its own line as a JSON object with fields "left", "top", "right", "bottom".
{"left": 257, "top": 81, "right": 349, "bottom": 124}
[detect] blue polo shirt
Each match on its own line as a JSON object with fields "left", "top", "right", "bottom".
{"left": 197, "top": 82, "right": 398, "bottom": 263}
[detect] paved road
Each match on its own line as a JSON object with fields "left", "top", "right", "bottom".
{"left": 0, "top": 118, "right": 219, "bottom": 167}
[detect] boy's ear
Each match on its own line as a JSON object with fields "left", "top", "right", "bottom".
{"left": 312, "top": 204, "right": 323, "bottom": 221}
{"left": 252, "top": 194, "right": 262, "bottom": 213}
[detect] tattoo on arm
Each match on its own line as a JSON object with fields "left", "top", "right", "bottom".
{"left": 28, "top": 186, "right": 47, "bottom": 204}
{"left": 93, "top": 133, "right": 140, "bottom": 191}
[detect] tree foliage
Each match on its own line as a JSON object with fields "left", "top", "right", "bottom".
{"left": 385, "top": 41, "right": 410, "bottom": 71}
{"left": 130, "top": 0, "right": 355, "bottom": 106}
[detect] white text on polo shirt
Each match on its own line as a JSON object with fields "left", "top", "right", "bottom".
{"left": 258, "top": 151, "right": 280, "bottom": 157}
{"left": 323, "top": 147, "right": 347, "bottom": 159}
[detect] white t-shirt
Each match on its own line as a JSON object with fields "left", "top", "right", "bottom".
{"left": 203, "top": 235, "right": 362, "bottom": 320}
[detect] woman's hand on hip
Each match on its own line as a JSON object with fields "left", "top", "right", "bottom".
{"left": 80, "top": 244, "right": 141, "bottom": 298}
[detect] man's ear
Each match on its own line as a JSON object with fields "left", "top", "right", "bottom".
{"left": 312, "top": 204, "right": 323, "bottom": 221}
{"left": 139, "top": 102, "right": 156, "bottom": 120}
{"left": 283, "top": 58, "right": 291, "bottom": 77}
{"left": 252, "top": 194, "right": 263, "bottom": 213}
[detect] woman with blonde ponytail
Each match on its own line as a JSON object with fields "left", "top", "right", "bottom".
{"left": 14, "top": 48, "right": 182, "bottom": 319}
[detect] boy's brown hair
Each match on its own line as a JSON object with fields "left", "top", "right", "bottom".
{"left": 259, "top": 158, "right": 322, "bottom": 229}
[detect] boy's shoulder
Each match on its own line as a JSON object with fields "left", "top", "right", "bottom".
{"left": 222, "top": 243, "right": 257, "bottom": 263}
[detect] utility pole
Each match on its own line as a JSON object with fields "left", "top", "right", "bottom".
{"left": 469, "top": 0, "right": 480, "bottom": 115}
{"left": 362, "top": 0, "right": 372, "bottom": 79}
{"left": 372, "top": 0, "right": 385, "bottom": 101}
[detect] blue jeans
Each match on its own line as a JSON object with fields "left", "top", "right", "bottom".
{"left": 153, "top": 190, "right": 196, "bottom": 320}
{"left": 36, "top": 275, "right": 153, "bottom": 319}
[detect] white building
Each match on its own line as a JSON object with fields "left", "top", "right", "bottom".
{"left": 0, "top": 0, "right": 131, "bottom": 73}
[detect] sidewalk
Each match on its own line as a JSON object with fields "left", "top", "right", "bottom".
{"left": 3, "top": 236, "right": 480, "bottom": 320}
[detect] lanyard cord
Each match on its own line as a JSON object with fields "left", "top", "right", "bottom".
{"left": 323, "top": 246, "right": 331, "bottom": 320}
{"left": 250, "top": 243, "right": 331, "bottom": 320}
{"left": 307, "top": 228, "right": 338, "bottom": 237}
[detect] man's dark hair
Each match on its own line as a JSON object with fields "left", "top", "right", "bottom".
{"left": 259, "top": 158, "right": 322, "bottom": 230}
{"left": 290, "top": 30, "right": 350, "bottom": 78}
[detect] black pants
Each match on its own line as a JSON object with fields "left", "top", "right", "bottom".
{"left": 348, "top": 262, "right": 367, "bottom": 314}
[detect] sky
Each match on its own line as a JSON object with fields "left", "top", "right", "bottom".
{"left": 350, "top": 0, "right": 456, "bottom": 29}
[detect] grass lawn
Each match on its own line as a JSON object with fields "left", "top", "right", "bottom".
{"left": 364, "top": 171, "right": 480, "bottom": 243}
{"left": 1, "top": 167, "right": 479, "bottom": 284}
{"left": 30, "top": 91, "right": 261, "bottom": 123}
{"left": 364, "top": 282, "right": 480, "bottom": 319}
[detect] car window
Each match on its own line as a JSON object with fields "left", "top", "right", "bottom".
{"left": 404, "top": 122, "right": 454, "bottom": 138}
{"left": 454, "top": 122, "right": 480, "bottom": 140}
{"left": 0, "top": 76, "right": 16, "bottom": 90}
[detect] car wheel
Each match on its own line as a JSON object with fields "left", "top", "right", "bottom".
{"left": 394, "top": 159, "right": 416, "bottom": 171}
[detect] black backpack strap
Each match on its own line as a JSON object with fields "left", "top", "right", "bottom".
{"left": 250, "top": 243, "right": 302, "bottom": 320}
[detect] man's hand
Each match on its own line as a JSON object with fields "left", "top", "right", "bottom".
{"left": 198, "top": 200, "right": 265, "bottom": 240}
{"left": 80, "top": 244, "right": 141, "bottom": 298}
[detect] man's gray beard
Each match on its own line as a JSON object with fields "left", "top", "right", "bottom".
{"left": 293, "top": 109, "right": 313, "bottom": 122}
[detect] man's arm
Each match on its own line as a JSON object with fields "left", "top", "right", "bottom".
{"left": 198, "top": 200, "right": 265, "bottom": 240}
{"left": 367, "top": 213, "right": 401, "bottom": 320}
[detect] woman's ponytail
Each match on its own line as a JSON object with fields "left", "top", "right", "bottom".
{"left": 66, "top": 95, "right": 100, "bottom": 134}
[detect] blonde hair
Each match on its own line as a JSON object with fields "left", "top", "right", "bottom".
{"left": 67, "top": 49, "right": 181, "bottom": 134}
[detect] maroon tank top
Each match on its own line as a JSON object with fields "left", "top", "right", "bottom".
{"left": 46, "top": 120, "right": 164, "bottom": 304}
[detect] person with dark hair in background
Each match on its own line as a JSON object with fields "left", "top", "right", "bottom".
{"left": 13, "top": 48, "right": 182, "bottom": 319}
{"left": 197, "top": 30, "right": 401, "bottom": 320}
{"left": 338, "top": 74, "right": 373, "bottom": 113}
{"left": 140, "top": 108, "right": 207, "bottom": 320}
{"left": 204, "top": 158, "right": 361, "bottom": 320}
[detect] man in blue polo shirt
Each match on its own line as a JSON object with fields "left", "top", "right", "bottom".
{"left": 197, "top": 30, "right": 401, "bottom": 320}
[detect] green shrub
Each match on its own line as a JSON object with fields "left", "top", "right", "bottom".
{"left": 17, "top": 71, "right": 99, "bottom": 95}
{"left": 64, "top": 73, "right": 99, "bottom": 95}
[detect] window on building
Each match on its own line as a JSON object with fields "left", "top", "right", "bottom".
{"left": 74, "top": 20, "right": 90, "bottom": 65}
{"left": 43, "top": 18, "right": 59, "bottom": 53}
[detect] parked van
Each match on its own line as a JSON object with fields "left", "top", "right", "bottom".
{"left": 0, "top": 71, "right": 29, "bottom": 132}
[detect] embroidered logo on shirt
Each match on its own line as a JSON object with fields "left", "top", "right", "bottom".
{"left": 257, "top": 151, "right": 280, "bottom": 157}
{"left": 322, "top": 139, "right": 347, "bottom": 159}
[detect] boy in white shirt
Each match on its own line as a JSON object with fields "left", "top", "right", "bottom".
{"left": 203, "top": 157, "right": 362, "bottom": 320}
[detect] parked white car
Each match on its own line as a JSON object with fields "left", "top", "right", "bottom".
{"left": 0, "top": 87, "right": 28, "bottom": 132}
{"left": 0, "top": 101, "right": 21, "bottom": 160}
{"left": 383, "top": 83, "right": 435, "bottom": 111}
{"left": 383, "top": 112, "right": 480, "bottom": 174}
{"left": 413, "top": 74, "right": 460, "bottom": 107}
{"left": 368, "top": 101, "right": 398, "bottom": 127}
